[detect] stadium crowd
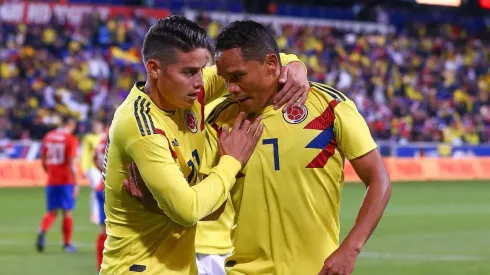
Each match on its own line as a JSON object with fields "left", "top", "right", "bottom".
{"left": 1, "top": 13, "right": 489, "bottom": 144}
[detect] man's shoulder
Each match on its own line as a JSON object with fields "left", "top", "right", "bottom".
{"left": 308, "top": 81, "right": 351, "bottom": 104}
{"left": 305, "top": 81, "right": 358, "bottom": 116}
{"left": 111, "top": 95, "right": 155, "bottom": 137}
{"left": 42, "top": 130, "right": 54, "bottom": 141}
{"left": 111, "top": 93, "right": 164, "bottom": 147}
{"left": 206, "top": 97, "right": 239, "bottom": 125}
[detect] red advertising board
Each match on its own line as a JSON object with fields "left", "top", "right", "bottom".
{"left": 0, "top": 2, "right": 170, "bottom": 26}
{"left": 481, "top": 0, "right": 490, "bottom": 9}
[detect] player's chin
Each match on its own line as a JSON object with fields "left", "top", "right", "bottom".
{"left": 239, "top": 100, "right": 256, "bottom": 113}
{"left": 182, "top": 97, "right": 196, "bottom": 107}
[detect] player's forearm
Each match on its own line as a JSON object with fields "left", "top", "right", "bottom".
{"left": 189, "top": 155, "right": 241, "bottom": 216}
{"left": 341, "top": 178, "right": 391, "bottom": 253}
{"left": 128, "top": 137, "right": 241, "bottom": 227}
{"left": 142, "top": 155, "right": 241, "bottom": 227}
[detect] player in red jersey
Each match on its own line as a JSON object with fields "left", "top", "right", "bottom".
{"left": 93, "top": 130, "right": 108, "bottom": 272}
{"left": 36, "top": 116, "right": 79, "bottom": 253}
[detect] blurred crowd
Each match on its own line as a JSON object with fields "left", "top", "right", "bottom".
{"left": 0, "top": 15, "right": 152, "bottom": 140}
{"left": 1, "top": 13, "right": 489, "bottom": 145}
{"left": 269, "top": 22, "right": 490, "bottom": 145}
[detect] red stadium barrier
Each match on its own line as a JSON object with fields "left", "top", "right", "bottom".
{"left": 0, "top": 2, "right": 170, "bottom": 26}
{"left": 1, "top": 158, "right": 489, "bottom": 187}
{"left": 0, "top": 160, "right": 88, "bottom": 187}
{"left": 343, "top": 157, "right": 490, "bottom": 183}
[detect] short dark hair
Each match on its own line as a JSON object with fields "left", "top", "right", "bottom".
{"left": 141, "top": 15, "right": 211, "bottom": 64}
{"left": 215, "top": 20, "right": 280, "bottom": 63}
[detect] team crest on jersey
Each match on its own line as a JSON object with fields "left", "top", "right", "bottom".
{"left": 283, "top": 104, "right": 308, "bottom": 124}
{"left": 184, "top": 110, "right": 199, "bottom": 133}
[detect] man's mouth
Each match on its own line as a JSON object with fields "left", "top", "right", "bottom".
{"left": 234, "top": 97, "right": 250, "bottom": 103}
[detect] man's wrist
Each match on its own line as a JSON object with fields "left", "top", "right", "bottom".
{"left": 341, "top": 236, "right": 364, "bottom": 254}
{"left": 286, "top": 60, "right": 307, "bottom": 73}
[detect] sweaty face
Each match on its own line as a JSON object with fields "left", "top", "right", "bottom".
{"left": 216, "top": 48, "right": 278, "bottom": 114}
{"left": 155, "top": 48, "right": 208, "bottom": 110}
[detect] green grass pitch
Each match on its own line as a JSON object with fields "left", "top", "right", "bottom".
{"left": 0, "top": 181, "right": 489, "bottom": 274}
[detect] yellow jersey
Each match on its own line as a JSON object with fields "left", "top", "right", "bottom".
{"left": 80, "top": 132, "right": 101, "bottom": 173}
{"left": 100, "top": 65, "right": 242, "bottom": 275}
{"left": 201, "top": 82, "right": 377, "bottom": 275}
{"left": 195, "top": 54, "right": 304, "bottom": 256}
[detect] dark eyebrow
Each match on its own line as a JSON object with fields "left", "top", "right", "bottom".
{"left": 182, "top": 66, "right": 200, "bottom": 71}
{"left": 182, "top": 62, "right": 207, "bottom": 72}
{"left": 224, "top": 70, "right": 247, "bottom": 76}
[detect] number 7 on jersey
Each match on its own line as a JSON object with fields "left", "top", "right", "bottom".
{"left": 263, "top": 138, "right": 280, "bottom": 171}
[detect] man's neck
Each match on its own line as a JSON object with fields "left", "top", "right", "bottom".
{"left": 263, "top": 78, "right": 281, "bottom": 109}
{"left": 245, "top": 81, "right": 281, "bottom": 118}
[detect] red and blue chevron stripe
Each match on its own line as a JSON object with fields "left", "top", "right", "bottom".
{"left": 304, "top": 100, "right": 339, "bottom": 168}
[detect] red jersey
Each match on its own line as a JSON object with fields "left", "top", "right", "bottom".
{"left": 94, "top": 134, "right": 108, "bottom": 191}
{"left": 41, "top": 128, "right": 79, "bottom": 185}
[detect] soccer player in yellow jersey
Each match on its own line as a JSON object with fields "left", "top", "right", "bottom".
{"left": 80, "top": 119, "right": 104, "bottom": 223}
{"left": 196, "top": 66, "right": 309, "bottom": 275}
{"left": 199, "top": 21, "right": 392, "bottom": 275}
{"left": 101, "top": 16, "right": 307, "bottom": 275}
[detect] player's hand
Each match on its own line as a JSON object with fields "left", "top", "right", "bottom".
{"left": 73, "top": 185, "right": 80, "bottom": 197}
{"left": 273, "top": 62, "right": 310, "bottom": 112}
{"left": 218, "top": 112, "right": 263, "bottom": 166}
{"left": 123, "top": 162, "right": 164, "bottom": 214}
{"left": 123, "top": 162, "right": 145, "bottom": 200}
{"left": 318, "top": 245, "right": 360, "bottom": 275}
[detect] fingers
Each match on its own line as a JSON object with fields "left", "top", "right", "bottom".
{"left": 274, "top": 81, "right": 293, "bottom": 109}
{"left": 125, "top": 163, "right": 143, "bottom": 199}
{"left": 123, "top": 179, "right": 131, "bottom": 193}
{"left": 280, "top": 87, "right": 300, "bottom": 112}
{"left": 247, "top": 115, "right": 262, "bottom": 137}
{"left": 131, "top": 162, "right": 142, "bottom": 182}
{"left": 278, "top": 65, "right": 289, "bottom": 84}
{"left": 298, "top": 91, "right": 308, "bottom": 107}
{"left": 298, "top": 82, "right": 310, "bottom": 107}
{"left": 253, "top": 124, "right": 264, "bottom": 142}
{"left": 220, "top": 125, "right": 229, "bottom": 139}
{"left": 232, "top": 112, "right": 246, "bottom": 133}
{"left": 128, "top": 163, "right": 135, "bottom": 180}
{"left": 217, "top": 125, "right": 229, "bottom": 156}
{"left": 321, "top": 263, "right": 345, "bottom": 275}
{"left": 241, "top": 119, "right": 252, "bottom": 133}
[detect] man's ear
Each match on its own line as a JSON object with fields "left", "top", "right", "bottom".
{"left": 266, "top": 54, "right": 279, "bottom": 74}
{"left": 146, "top": 59, "right": 161, "bottom": 80}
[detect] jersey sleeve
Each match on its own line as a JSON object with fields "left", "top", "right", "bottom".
{"left": 279, "top": 53, "right": 307, "bottom": 73}
{"left": 80, "top": 136, "right": 91, "bottom": 173}
{"left": 126, "top": 134, "right": 241, "bottom": 227}
{"left": 202, "top": 53, "right": 305, "bottom": 104}
{"left": 334, "top": 100, "right": 377, "bottom": 160}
